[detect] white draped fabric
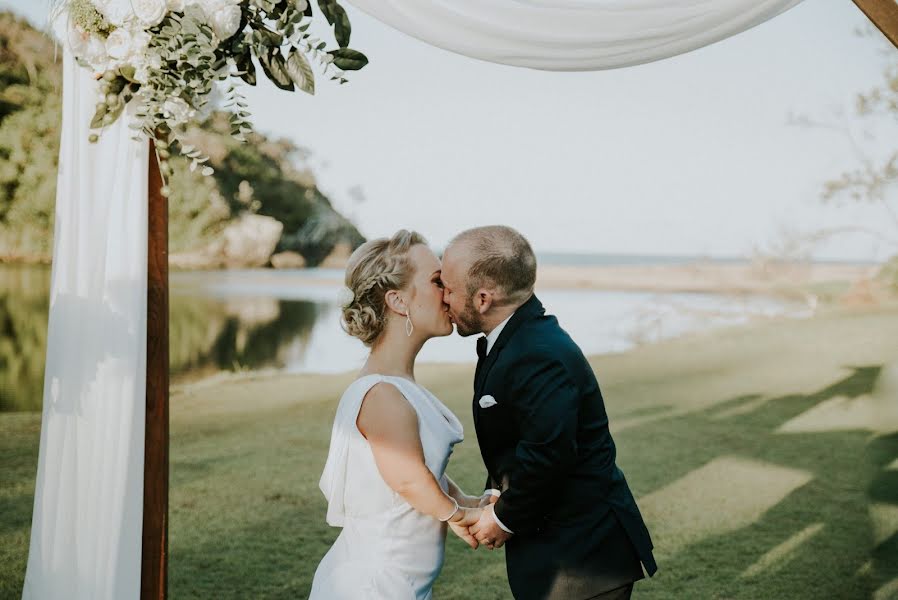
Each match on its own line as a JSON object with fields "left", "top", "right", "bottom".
{"left": 346, "top": 0, "right": 804, "bottom": 70}
{"left": 21, "top": 37, "right": 149, "bottom": 600}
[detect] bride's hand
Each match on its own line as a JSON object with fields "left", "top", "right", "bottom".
{"left": 457, "top": 493, "right": 482, "bottom": 508}
{"left": 477, "top": 491, "right": 500, "bottom": 508}
{"left": 448, "top": 507, "right": 482, "bottom": 549}
{"left": 458, "top": 491, "right": 498, "bottom": 508}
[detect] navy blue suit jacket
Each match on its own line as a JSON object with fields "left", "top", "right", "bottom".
{"left": 474, "top": 294, "right": 656, "bottom": 599}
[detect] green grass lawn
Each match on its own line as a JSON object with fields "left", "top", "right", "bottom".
{"left": 3, "top": 306, "right": 898, "bottom": 599}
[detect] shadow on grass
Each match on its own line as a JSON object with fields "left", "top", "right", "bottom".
{"left": 868, "top": 432, "right": 898, "bottom": 595}
{"left": 619, "top": 365, "right": 888, "bottom": 599}
{"left": 164, "top": 364, "right": 895, "bottom": 599}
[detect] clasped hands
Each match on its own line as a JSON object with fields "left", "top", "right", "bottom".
{"left": 447, "top": 492, "right": 512, "bottom": 550}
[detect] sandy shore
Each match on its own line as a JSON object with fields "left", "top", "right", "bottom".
{"left": 534, "top": 261, "right": 878, "bottom": 294}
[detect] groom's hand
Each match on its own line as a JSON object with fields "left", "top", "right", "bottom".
{"left": 469, "top": 504, "right": 512, "bottom": 550}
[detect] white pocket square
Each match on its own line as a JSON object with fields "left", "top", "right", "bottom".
{"left": 479, "top": 395, "right": 498, "bottom": 408}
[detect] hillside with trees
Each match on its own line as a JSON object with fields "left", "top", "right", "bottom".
{"left": 0, "top": 11, "right": 363, "bottom": 267}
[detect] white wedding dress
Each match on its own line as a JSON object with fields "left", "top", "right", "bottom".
{"left": 311, "top": 374, "right": 464, "bottom": 600}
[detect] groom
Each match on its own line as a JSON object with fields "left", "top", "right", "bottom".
{"left": 440, "top": 226, "right": 657, "bottom": 600}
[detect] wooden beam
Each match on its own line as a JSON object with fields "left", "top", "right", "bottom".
{"left": 853, "top": 0, "right": 898, "bottom": 49}
{"left": 141, "top": 140, "right": 169, "bottom": 600}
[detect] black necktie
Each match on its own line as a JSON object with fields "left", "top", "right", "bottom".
{"left": 476, "top": 336, "right": 488, "bottom": 361}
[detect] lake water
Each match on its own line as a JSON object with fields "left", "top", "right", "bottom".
{"left": 0, "top": 264, "right": 810, "bottom": 412}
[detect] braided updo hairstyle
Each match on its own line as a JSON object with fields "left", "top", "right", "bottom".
{"left": 341, "top": 229, "right": 427, "bottom": 346}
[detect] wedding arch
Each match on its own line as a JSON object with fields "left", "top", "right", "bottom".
{"left": 21, "top": 1, "right": 898, "bottom": 599}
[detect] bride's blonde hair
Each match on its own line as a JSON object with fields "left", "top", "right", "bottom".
{"left": 342, "top": 229, "right": 427, "bottom": 346}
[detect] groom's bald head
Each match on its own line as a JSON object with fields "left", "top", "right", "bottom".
{"left": 445, "top": 225, "right": 537, "bottom": 307}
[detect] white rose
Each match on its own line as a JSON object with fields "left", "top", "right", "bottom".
{"left": 85, "top": 35, "right": 110, "bottom": 71}
{"left": 133, "top": 0, "right": 168, "bottom": 27}
{"left": 162, "top": 97, "right": 193, "bottom": 125}
{"left": 209, "top": 4, "right": 242, "bottom": 40}
{"left": 167, "top": 0, "right": 186, "bottom": 12}
{"left": 105, "top": 27, "right": 133, "bottom": 61}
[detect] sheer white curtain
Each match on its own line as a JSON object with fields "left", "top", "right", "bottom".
{"left": 21, "top": 34, "right": 149, "bottom": 600}
{"left": 346, "top": 0, "right": 804, "bottom": 70}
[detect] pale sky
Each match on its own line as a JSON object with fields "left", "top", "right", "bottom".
{"left": 6, "top": 0, "right": 898, "bottom": 261}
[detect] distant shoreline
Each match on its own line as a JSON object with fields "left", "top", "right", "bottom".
{"left": 534, "top": 261, "right": 877, "bottom": 295}
{"left": 534, "top": 252, "right": 881, "bottom": 268}
{"left": 164, "top": 259, "right": 878, "bottom": 297}
{"left": 4, "top": 257, "right": 880, "bottom": 296}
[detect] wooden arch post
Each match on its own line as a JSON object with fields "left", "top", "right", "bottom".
{"left": 142, "top": 141, "right": 169, "bottom": 600}
{"left": 853, "top": 0, "right": 898, "bottom": 48}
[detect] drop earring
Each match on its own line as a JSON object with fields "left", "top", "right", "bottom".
{"left": 405, "top": 309, "right": 414, "bottom": 337}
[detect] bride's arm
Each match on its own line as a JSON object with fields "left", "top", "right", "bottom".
{"left": 357, "top": 383, "right": 481, "bottom": 545}
{"left": 444, "top": 476, "right": 494, "bottom": 508}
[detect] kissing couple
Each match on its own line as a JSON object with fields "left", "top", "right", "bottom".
{"left": 310, "top": 226, "right": 657, "bottom": 600}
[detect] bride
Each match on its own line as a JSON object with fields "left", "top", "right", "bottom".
{"left": 311, "top": 230, "right": 489, "bottom": 599}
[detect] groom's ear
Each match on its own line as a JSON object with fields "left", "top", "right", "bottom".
{"left": 476, "top": 290, "right": 493, "bottom": 314}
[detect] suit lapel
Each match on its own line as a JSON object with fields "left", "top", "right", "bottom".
{"left": 474, "top": 294, "right": 545, "bottom": 397}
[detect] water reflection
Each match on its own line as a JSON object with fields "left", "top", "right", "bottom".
{"left": 0, "top": 266, "right": 324, "bottom": 411}
{"left": 170, "top": 294, "right": 323, "bottom": 381}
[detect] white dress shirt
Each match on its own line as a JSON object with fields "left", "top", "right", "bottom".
{"left": 481, "top": 311, "right": 516, "bottom": 534}
{"left": 485, "top": 312, "right": 514, "bottom": 355}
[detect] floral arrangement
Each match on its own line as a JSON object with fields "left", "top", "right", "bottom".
{"left": 60, "top": 0, "right": 367, "bottom": 187}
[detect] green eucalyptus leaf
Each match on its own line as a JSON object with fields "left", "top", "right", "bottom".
{"left": 252, "top": 28, "right": 283, "bottom": 47}
{"left": 317, "top": 0, "right": 351, "bottom": 47}
{"left": 268, "top": 0, "right": 288, "bottom": 19}
{"left": 238, "top": 56, "right": 258, "bottom": 85}
{"left": 285, "top": 49, "right": 315, "bottom": 95}
{"left": 329, "top": 48, "right": 368, "bottom": 71}
{"left": 119, "top": 65, "right": 138, "bottom": 83}
{"left": 259, "top": 49, "right": 294, "bottom": 91}
{"left": 90, "top": 106, "right": 105, "bottom": 129}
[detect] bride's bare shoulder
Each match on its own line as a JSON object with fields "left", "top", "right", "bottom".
{"left": 356, "top": 380, "right": 418, "bottom": 440}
